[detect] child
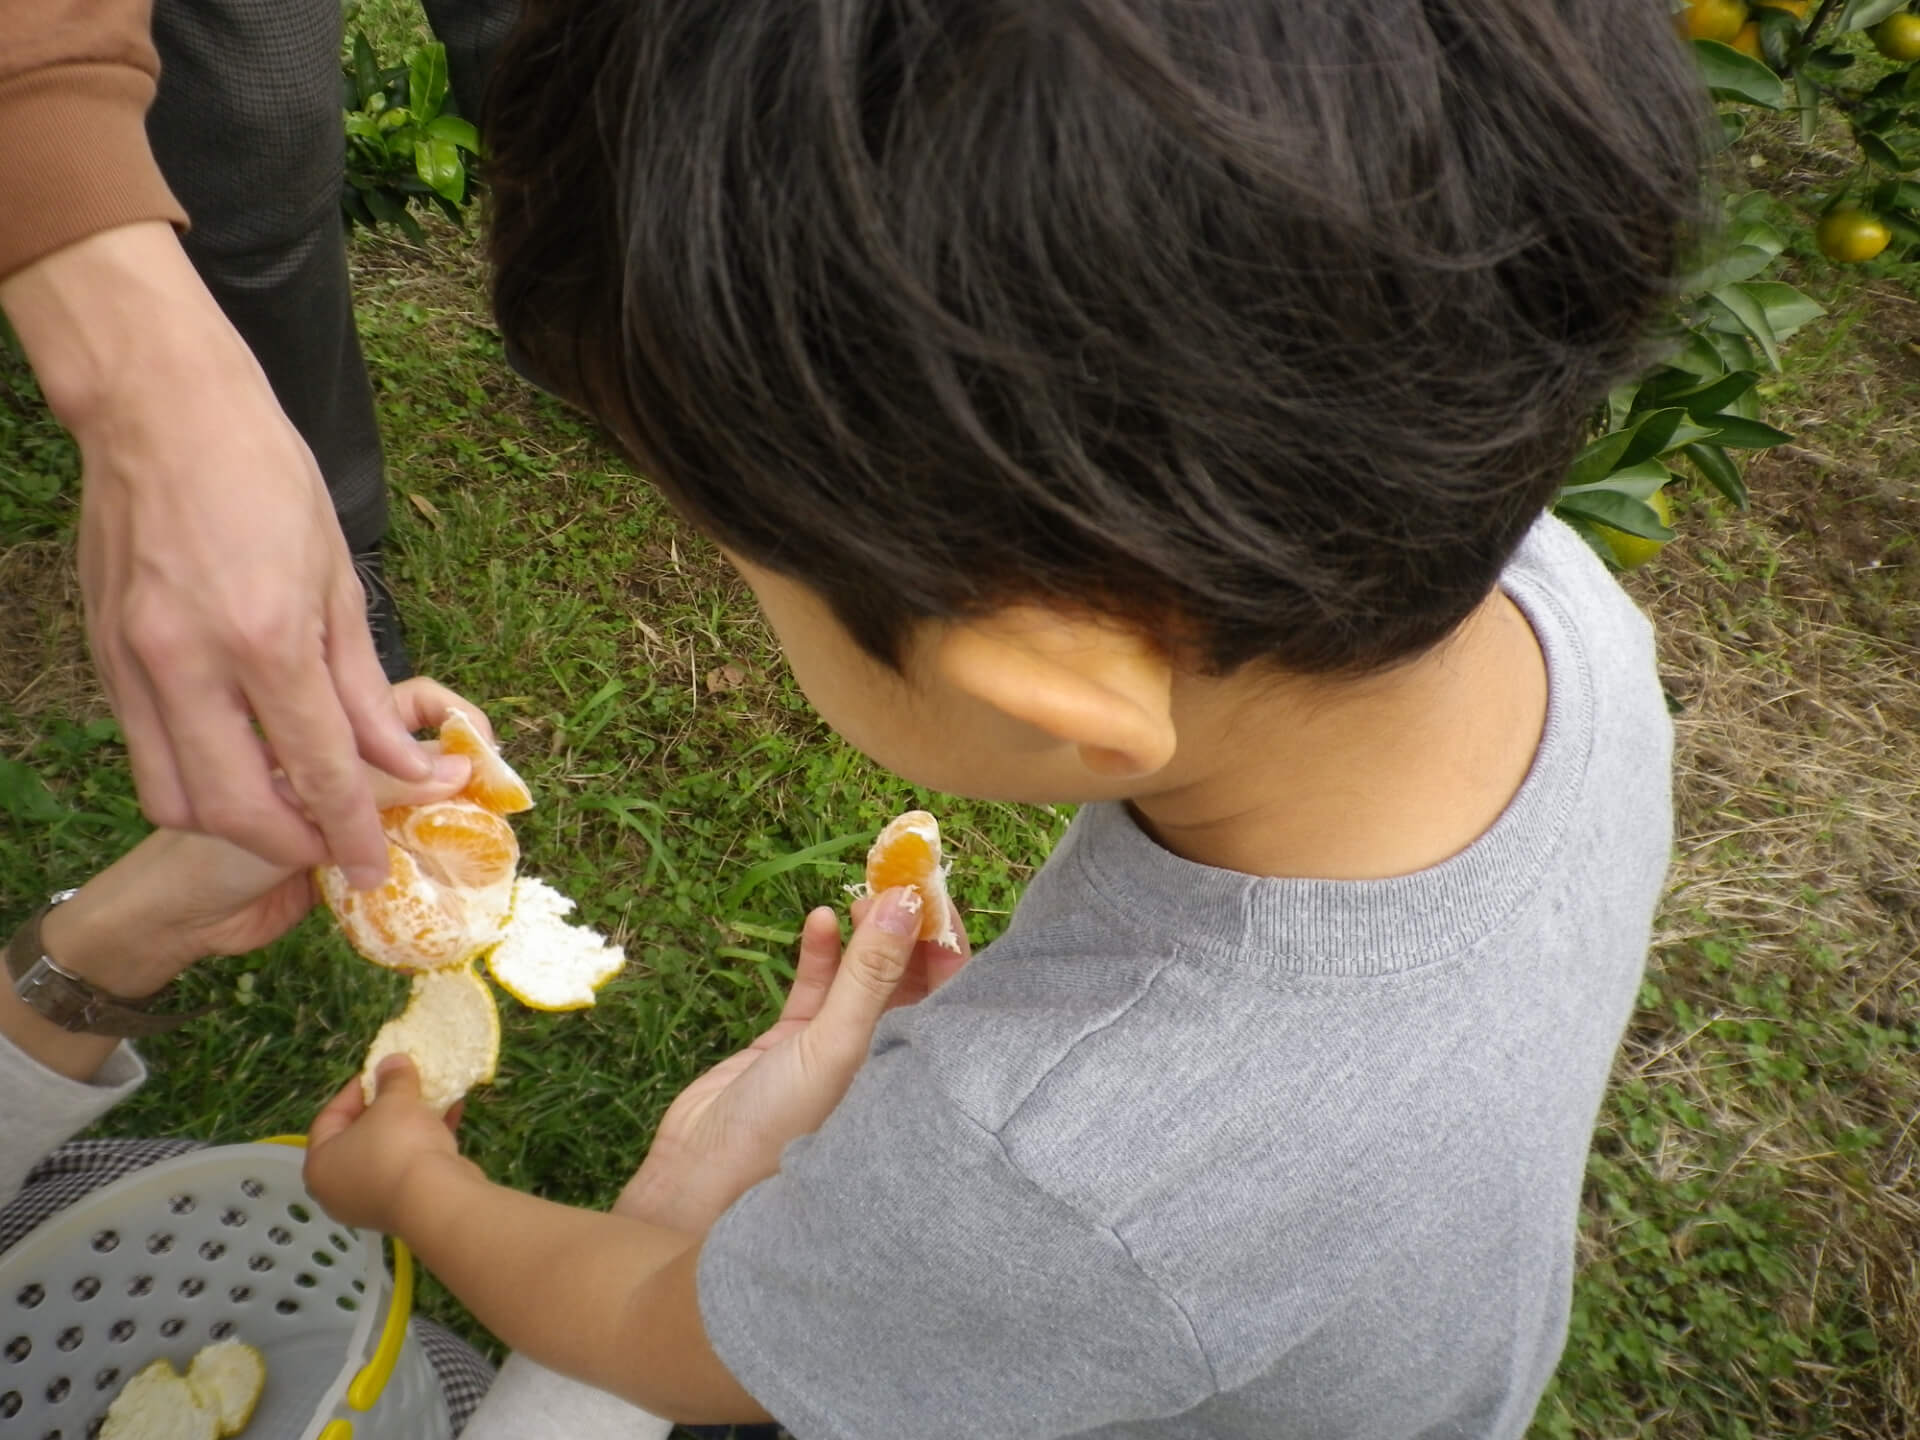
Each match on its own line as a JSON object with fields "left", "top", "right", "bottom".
{"left": 304, "top": 2, "right": 1707, "bottom": 1434}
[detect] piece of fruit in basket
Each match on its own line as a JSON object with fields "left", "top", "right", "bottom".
{"left": 361, "top": 961, "right": 501, "bottom": 1111}
{"left": 100, "top": 1340, "right": 266, "bottom": 1440}
{"left": 317, "top": 710, "right": 529, "bottom": 972}
{"left": 861, "top": 810, "right": 961, "bottom": 951}
{"left": 186, "top": 1340, "right": 267, "bottom": 1436}
{"left": 485, "top": 877, "right": 627, "bottom": 1011}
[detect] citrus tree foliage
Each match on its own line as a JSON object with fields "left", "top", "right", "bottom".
{"left": 1553, "top": 0, "right": 1917, "bottom": 569}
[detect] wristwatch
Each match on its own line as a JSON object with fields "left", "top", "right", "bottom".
{"left": 5, "top": 890, "right": 206, "bottom": 1037}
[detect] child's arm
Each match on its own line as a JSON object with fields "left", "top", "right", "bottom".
{"left": 305, "top": 885, "right": 960, "bottom": 1421}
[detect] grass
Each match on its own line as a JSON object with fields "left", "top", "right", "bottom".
{"left": 4, "top": 12, "right": 1920, "bottom": 1437}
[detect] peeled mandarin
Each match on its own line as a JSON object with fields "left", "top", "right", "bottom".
{"left": 864, "top": 810, "right": 961, "bottom": 951}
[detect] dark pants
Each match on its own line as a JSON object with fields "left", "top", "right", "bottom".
{"left": 145, "top": 0, "right": 520, "bottom": 554}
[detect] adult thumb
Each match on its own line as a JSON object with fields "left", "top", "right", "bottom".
{"left": 811, "top": 887, "right": 920, "bottom": 1063}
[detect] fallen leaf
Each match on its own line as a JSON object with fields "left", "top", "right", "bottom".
{"left": 408, "top": 492, "right": 443, "bottom": 527}
{"left": 707, "top": 663, "right": 748, "bottom": 694}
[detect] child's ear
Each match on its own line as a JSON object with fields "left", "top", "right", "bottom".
{"left": 935, "top": 607, "right": 1176, "bottom": 779}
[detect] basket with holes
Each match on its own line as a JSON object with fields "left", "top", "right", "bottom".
{"left": 0, "top": 1140, "right": 450, "bottom": 1440}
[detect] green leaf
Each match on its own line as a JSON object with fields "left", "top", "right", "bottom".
{"left": 1871, "top": 179, "right": 1920, "bottom": 214}
{"left": 1560, "top": 459, "right": 1674, "bottom": 502}
{"left": 341, "top": 185, "right": 377, "bottom": 231}
{"left": 425, "top": 114, "right": 481, "bottom": 154}
{"left": 1698, "top": 412, "right": 1795, "bottom": 449}
{"left": 345, "top": 112, "right": 383, "bottom": 141}
{"left": 1565, "top": 428, "right": 1636, "bottom": 488}
{"left": 352, "top": 31, "right": 380, "bottom": 106}
{"left": 1556, "top": 511, "right": 1625, "bottom": 568}
{"left": 1739, "top": 281, "right": 1825, "bottom": 342}
{"left": 1801, "top": 45, "right": 1855, "bottom": 73}
{"left": 1693, "top": 41, "right": 1787, "bottom": 108}
{"left": 1706, "top": 284, "right": 1783, "bottom": 369}
{"left": 362, "top": 186, "right": 408, "bottom": 226}
{"left": 0, "top": 755, "right": 65, "bottom": 822}
{"left": 1681, "top": 442, "right": 1749, "bottom": 509}
{"left": 1553, "top": 490, "right": 1676, "bottom": 543}
{"left": 1838, "top": 0, "right": 1911, "bottom": 31}
{"left": 1661, "top": 330, "right": 1733, "bottom": 380}
{"left": 1605, "top": 382, "right": 1641, "bottom": 432}
{"left": 1857, "top": 130, "right": 1918, "bottom": 172}
{"left": 721, "top": 832, "right": 870, "bottom": 911}
{"left": 1683, "top": 242, "right": 1784, "bottom": 290}
{"left": 414, "top": 137, "right": 466, "bottom": 203}
{"left": 1654, "top": 368, "right": 1761, "bottom": 418}
{"left": 408, "top": 43, "right": 450, "bottom": 121}
{"left": 395, "top": 208, "right": 427, "bottom": 246}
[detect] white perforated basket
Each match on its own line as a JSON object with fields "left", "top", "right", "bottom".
{"left": 0, "top": 1141, "right": 450, "bottom": 1440}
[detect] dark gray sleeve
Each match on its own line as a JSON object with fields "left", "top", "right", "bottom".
{"left": 697, "top": 1050, "right": 1214, "bottom": 1440}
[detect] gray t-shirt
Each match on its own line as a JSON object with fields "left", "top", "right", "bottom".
{"left": 700, "top": 516, "right": 1673, "bottom": 1439}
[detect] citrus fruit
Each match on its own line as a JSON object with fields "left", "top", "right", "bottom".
{"left": 486, "top": 876, "right": 627, "bottom": 1010}
{"left": 360, "top": 961, "right": 501, "bottom": 1111}
{"left": 1595, "top": 488, "right": 1674, "bottom": 570}
{"left": 1873, "top": 13, "right": 1920, "bottom": 61}
{"left": 1816, "top": 208, "right": 1893, "bottom": 264}
{"left": 1731, "top": 20, "right": 1766, "bottom": 58}
{"left": 441, "top": 706, "right": 533, "bottom": 814}
{"left": 319, "top": 713, "right": 528, "bottom": 972}
{"left": 864, "top": 810, "right": 961, "bottom": 951}
{"left": 185, "top": 1342, "right": 267, "bottom": 1439}
{"left": 1687, "top": 0, "right": 1750, "bottom": 43}
{"left": 1755, "top": 0, "right": 1809, "bottom": 18}
{"left": 318, "top": 798, "right": 518, "bottom": 971}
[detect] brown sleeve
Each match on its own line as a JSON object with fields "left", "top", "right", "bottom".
{"left": 0, "top": 0, "right": 188, "bottom": 282}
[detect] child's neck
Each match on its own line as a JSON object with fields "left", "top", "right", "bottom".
{"left": 1131, "top": 589, "right": 1548, "bottom": 882}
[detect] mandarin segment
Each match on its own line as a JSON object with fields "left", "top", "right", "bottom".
{"left": 864, "top": 810, "right": 961, "bottom": 950}
{"left": 440, "top": 706, "right": 534, "bottom": 815}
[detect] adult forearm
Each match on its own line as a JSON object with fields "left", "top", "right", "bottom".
{"left": 0, "top": 834, "right": 208, "bottom": 1082}
{"left": 0, "top": 221, "right": 248, "bottom": 428}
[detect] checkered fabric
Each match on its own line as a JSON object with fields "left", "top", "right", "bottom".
{"left": 1, "top": 1139, "right": 496, "bottom": 1433}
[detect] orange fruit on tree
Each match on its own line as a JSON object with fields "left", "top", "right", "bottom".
{"left": 864, "top": 810, "right": 962, "bottom": 951}
{"left": 1686, "top": 0, "right": 1750, "bottom": 43}
{"left": 1754, "top": 0, "right": 1809, "bottom": 18}
{"left": 1595, "top": 488, "right": 1674, "bottom": 571}
{"left": 1816, "top": 208, "right": 1893, "bottom": 264}
{"left": 1873, "top": 13, "right": 1920, "bottom": 62}
{"left": 1731, "top": 20, "right": 1766, "bottom": 59}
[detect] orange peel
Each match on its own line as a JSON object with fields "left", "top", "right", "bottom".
{"left": 486, "top": 877, "right": 627, "bottom": 1011}
{"left": 861, "top": 809, "right": 961, "bottom": 951}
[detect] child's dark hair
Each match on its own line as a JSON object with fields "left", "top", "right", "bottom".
{"left": 488, "top": 0, "right": 1707, "bottom": 675}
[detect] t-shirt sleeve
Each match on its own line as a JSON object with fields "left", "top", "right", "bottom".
{"left": 697, "top": 1048, "right": 1214, "bottom": 1440}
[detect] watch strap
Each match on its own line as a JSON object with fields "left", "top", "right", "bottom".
{"left": 6, "top": 892, "right": 207, "bottom": 1038}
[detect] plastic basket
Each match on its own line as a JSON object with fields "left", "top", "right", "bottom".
{"left": 0, "top": 1140, "right": 450, "bottom": 1440}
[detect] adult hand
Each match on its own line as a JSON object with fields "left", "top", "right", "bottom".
{"left": 39, "top": 679, "right": 484, "bottom": 997}
{"left": 0, "top": 222, "right": 429, "bottom": 888}
{"left": 614, "top": 890, "right": 971, "bottom": 1234}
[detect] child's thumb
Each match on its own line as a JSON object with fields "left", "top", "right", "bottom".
{"left": 373, "top": 1053, "right": 422, "bottom": 1103}
{"left": 811, "top": 888, "right": 920, "bottom": 1065}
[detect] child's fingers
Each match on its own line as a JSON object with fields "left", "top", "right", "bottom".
{"left": 308, "top": 1075, "right": 371, "bottom": 1150}
{"left": 776, "top": 907, "right": 843, "bottom": 1025}
{"left": 371, "top": 1054, "right": 423, "bottom": 1105}
{"left": 806, "top": 887, "right": 920, "bottom": 1072}
{"left": 920, "top": 900, "right": 972, "bottom": 992}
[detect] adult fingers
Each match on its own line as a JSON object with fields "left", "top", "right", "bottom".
{"left": 240, "top": 639, "right": 390, "bottom": 887}
{"left": 144, "top": 658, "right": 331, "bottom": 869}
{"left": 389, "top": 677, "right": 497, "bottom": 743}
{"left": 327, "top": 577, "right": 431, "bottom": 782}
{"left": 805, "top": 887, "right": 920, "bottom": 1075}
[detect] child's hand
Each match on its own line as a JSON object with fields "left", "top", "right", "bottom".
{"left": 304, "top": 1056, "right": 475, "bottom": 1233}
{"left": 615, "top": 888, "right": 971, "bottom": 1234}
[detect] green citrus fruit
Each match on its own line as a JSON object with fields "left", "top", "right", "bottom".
{"left": 1596, "top": 489, "right": 1674, "bottom": 571}
{"left": 1687, "top": 0, "right": 1750, "bottom": 43}
{"left": 1815, "top": 208, "right": 1893, "bottom": 264}
{"left": 1872, "top": 13, "right": 1920, "bottom": 62}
